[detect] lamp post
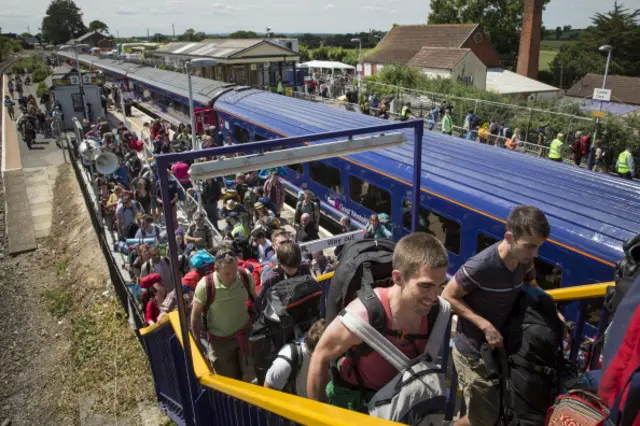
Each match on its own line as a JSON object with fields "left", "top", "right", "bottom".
{"left": 351, "top": 38, "right": 362, "bottom": 94}
{"left": 185, "top": 58, "right": 216, "bottom": 151}
{"left": 594, "top": 45, "right": 613, "bottom": 142}
{"left": 60, "top": 43, "right": 90, "bottom": 120}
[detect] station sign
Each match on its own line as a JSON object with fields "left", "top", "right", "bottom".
{"left": 592, "top": 88, "right": 612, "bottom": 102}
{"left": 52, "top": 72, "right": 105, "bottom": 87}
{"left": 299, "top": 230, "right": 366, "bottom": 256}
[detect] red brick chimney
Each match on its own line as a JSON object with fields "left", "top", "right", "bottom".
{"left": 517, "top": 0, "right": 544, "bottom": 79}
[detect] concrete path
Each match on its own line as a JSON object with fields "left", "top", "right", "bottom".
{"left": 2, "top": 73, "right": 66, "bottom": 253}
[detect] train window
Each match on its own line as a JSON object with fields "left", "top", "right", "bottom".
{"left": 288, "top": 164, "right": 304, "bottom": 174}
{"left": 233, "top": 125, "right": 250, "bottom": 144}
{"left": 403, "top": 200, "right": 461, "bottom": 254}
{"left": 477, "top": 233, "right": 499, "bottom": 253}
{"left": 311, "top": 162, "right": 342, "bottom": 194}
{"left": 350, "top": 176, "right": 391, "bottom": 216}
{"left": 534, "top": 258, "right": 563, "bottom": 290}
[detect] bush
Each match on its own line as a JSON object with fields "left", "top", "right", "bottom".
{"left": 36, "top": 82, "right": 48, "bottom": 98}
{"left": 32, "top": 67, "right": 49, "bottom": 83}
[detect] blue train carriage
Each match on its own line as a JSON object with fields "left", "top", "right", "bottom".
{"left": 212, "top": 89, "right": 640, "bottom": 300}
{"left": 68, "top": 53, "right": 640, "bottom": 314}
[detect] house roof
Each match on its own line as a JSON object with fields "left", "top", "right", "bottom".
{"left": 566, "top": 74, "right": 640, "bottom": 106}
{"left": 364, "top": 24, "right": 477, "bottom": 65}
{"left": 486, "top": 68, "right": 561, "bottom": 95}
{"left": 154, "top": 39, "right": 297, "bottom": 59}
{"left": 407, "top": 47, "right": 471, "bottom": 70}
{"left": 67, "top": 30, "right": 112, "bottom": 45}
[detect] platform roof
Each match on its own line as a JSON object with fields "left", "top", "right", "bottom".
{"left": 486, "top": 68, "right": 562, "bottom": 95}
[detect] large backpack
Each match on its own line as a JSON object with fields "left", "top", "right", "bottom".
{"left": 252, "top": 273, "right": 322, "bottom": 385}
{"left": 502, "top": 287, "right": 567, "bottom": 426}
{"left": 340, "top": 297, "right": 451, "bottom": 425}
{"left": 604, "top": 233, "right": 640, "bottom": 315}
{"left": 274, "top": 341, "right": 304, "bottom": 395}
{"left": 259, "top": 273, "right": 323, "bottom": 346}
{"left": 326, "top": 238, "right": 396, "bottom": 324}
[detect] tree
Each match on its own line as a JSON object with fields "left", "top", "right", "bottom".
{"left": 41, "top": 0, "right": 86, "bottom": 45}
{"left": 88, "top": 20, "right": 109, "bottom": 33}
{"left": 194, "top": 31, "right": 206, "bottom": 41}
{"left": 311, "top": 45, "right": 329, "bottom": 60}
{"left": 327, "top": 46, "right": 347, "bottom": 63}
{"left": 298, "top": 45, "right": 311, "bottom": 62}
{"left": 229, "top": 30, "right": 258, "bottom": 39}
{"left": 555, "top": 26, "right": 562, "bottom": 40}
{"left": 428, "top": 0, "right": 552, "bottom": 70}
{"left": 181, "top": 28, "right": 196, "bottom": 41}
{"left": 152, "top": 33, "right": 167, "bottom": 42}
{"left": 21, "top": 32, "right": 33, "bottom": 38}
{"left": 552, "top": 1, "right": 640, "bottom": 86}
{"left": 562, "top": 25, "right": 572, "bottom": 32}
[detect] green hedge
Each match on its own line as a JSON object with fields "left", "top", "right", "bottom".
{"left": 32, "top": 68, "right": 49, "bottom": 83}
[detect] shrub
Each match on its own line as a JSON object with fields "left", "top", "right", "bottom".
{"left": 32, "top": 67, "right": 50, "bottom": 83}
{"left": 36, "top": 82, "right": 48, "bottom": 97}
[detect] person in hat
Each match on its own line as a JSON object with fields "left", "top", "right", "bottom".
{"left": 140, "top": 273, "right": 167, "bottom": 325}
{"left": 223, "top": 188, "right": 241, "bottom": 203}
{"left": 253, "top": 201, "right": 279, "bottom": 234}
{"left": 262, "top": 170, "right": 284, "bottom": 216}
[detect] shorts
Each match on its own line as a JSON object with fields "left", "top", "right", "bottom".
{"left": 207, "top": 338, "right": 255, "bottom": 382}
{"left": 452, "top": 346, "right": 500, "bottom": 425}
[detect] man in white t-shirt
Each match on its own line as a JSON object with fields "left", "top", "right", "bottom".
{"left": 251, "top": 229, "right": 274, "bottom": 263}
{"left": 264, "top": 319, "right": 326, "bottom": 397}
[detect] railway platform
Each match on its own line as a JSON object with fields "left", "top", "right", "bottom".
{"left": 2, "top": 73, "right": 66, "bottom": 254}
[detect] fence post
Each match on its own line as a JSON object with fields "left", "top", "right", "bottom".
{"left": 524, "top": 108, "right": 532, "bottom": 143}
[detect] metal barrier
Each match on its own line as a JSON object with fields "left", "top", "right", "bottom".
{"left": 139, "top": 270, "right": 614, "bottom": 426}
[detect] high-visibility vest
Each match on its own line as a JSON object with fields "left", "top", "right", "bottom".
{"left": 232, "top": 223, "right": 247, "bottom": 238}
{"left": 617, "top": 151, "right": 632, "bottom": 174}
{"left": 277, "top": 82, "right": 284, "bottom": 94}
{"left": 401, "top": 106, "right": 409, "bottom": 117}
{"left": 548, "top": 139, "right": 563, "bottom": 159}
{"left": 442, "top": 115, "right": 452, "bottom": 133}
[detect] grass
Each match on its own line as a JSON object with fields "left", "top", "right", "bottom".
{"left": 540, "top": 40, "right": 575, "bottom": 51}
{"left": 539, "top": 50, "right": 558, "bottom": 71}
{"left": 55, "top": 259, "right": 67, "bottom": 277}
{"left": 44, "top": 288, "right": 73, "bottom": 318}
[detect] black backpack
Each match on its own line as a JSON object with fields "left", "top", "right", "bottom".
{"left": 604, "top": 233, "right": 640, "bottom": 314}
{"left": 501, "top": 289, "right": 567, "bottom": 426}
{"left": 325, "top": 238, "right": 396, "bottom": 324}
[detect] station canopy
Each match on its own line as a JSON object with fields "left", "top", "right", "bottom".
{"left": 298, "top": 60, "right": 355, "bottom": 70}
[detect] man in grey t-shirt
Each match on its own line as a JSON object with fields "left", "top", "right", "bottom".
{"left": 443, "top": 205, "right": 550, "bottom": 426}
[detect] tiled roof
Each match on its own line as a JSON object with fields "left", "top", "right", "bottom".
{"left": 566, "top": 73, "right": 640, "bottom": 106}
{"left": 364, "top": 24, "right": 477, "bottom": 64}
{"left": 407, "top": 47, "right": 470, "bottom": 70}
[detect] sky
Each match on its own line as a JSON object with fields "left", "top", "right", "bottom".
{"left": 0, "top": 0, "right": 628, "bottom": 38}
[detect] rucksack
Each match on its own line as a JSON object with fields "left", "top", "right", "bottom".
{"left": 604, "top": 233, "right": 640, "bottom": 314}
{"left": 502, "top": 287, "right": 568, "bottom": 426}
{"left": 603, "top": 276, "right": 640, "bottom": 372}
{"left": 202, "top": 268, "right": 254, "bottom": 335}
{"left": 325, "top": 238, "right": 396, "bottom": 324}
{"left": 340, "top": 297, "right": 451, "bottom": 425}
{"left": 259, "top": 273, "right": 323, "bottom": 346}
{"left": 274, "top": 341, "right": 304, "bottom": 395}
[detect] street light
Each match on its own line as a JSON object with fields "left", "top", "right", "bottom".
{"left": 59, "top": 43, "right": 90, "bottom": 120}
{"left": 351, "top": 38, "right": 362, "bottom": 94}
{"left": 594, "top": 45, "right": 613, "bottom": 142}
{"left": 184, "top": 58, "right": 216, "bottom": 151}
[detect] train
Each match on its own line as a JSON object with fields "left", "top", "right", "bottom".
{"left": 57, "top": 52, "right": 640, "bottom": 298}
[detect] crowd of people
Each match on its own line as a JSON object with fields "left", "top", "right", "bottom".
{"left": 346, "top": 91, "right": 637, "bottom": 180}
{"left": 4, "top": 71, "right": 62, "bottom": 149}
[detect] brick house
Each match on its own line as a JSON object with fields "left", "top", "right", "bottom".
{"left": 362, "top": 24, "right": 501, "bottom": 77}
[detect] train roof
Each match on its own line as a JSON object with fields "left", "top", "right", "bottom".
{"left": 65, "top": 53, "right": 640, "bottom": 265}
{"left": 66, "top": 53, "right": 233, "bottom": 104}
{"left": 215, "top": 89, "right": 640, "bottom": 265}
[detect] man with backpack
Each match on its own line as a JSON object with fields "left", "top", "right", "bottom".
{"left": 134, "top": 215, "right": 162, "bottom": 242}
{"left": 442, "top": 205, "right": 550, "bottom": 426}
{"left": 190, "top": 249, "right": 257, "bottom": 381}
{"left": 307, "top": 233, "right": 450, "bottom": 421}
{"left": 141, "top": 245, "right": 175, "bottom": 291}
{"left": 256, "top": 241, "right": 313, "bottom": 312}
{"left": 295, "top": 190, "right": 320, "bottom": 232}
{"left": 264, "top": 319, "right": 326, "bottom": 397}
{"left": 185, "top": 211, "right": 214, "bottom": 250}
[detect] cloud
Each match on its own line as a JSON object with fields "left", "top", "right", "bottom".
{"left": 212, "top": 3, "right": 256, "bottom": 13}
{"left": 0, "top": 10, "right": 29, "bottom": 18}
{"left": 115, "top": 5, "right": 138, "bottom": 15}
{"left": 324, "top": 4, "right": 336, "bottom": 9}
{"left": 363, "top": 5, "right": 385, "bottom": 12}
{"left": 165, "top": 0, "right": 184, "bottom": 4}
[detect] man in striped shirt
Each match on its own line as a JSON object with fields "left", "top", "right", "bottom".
{"left": 443, "top": 205, "right": 550, "bottom": 426}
